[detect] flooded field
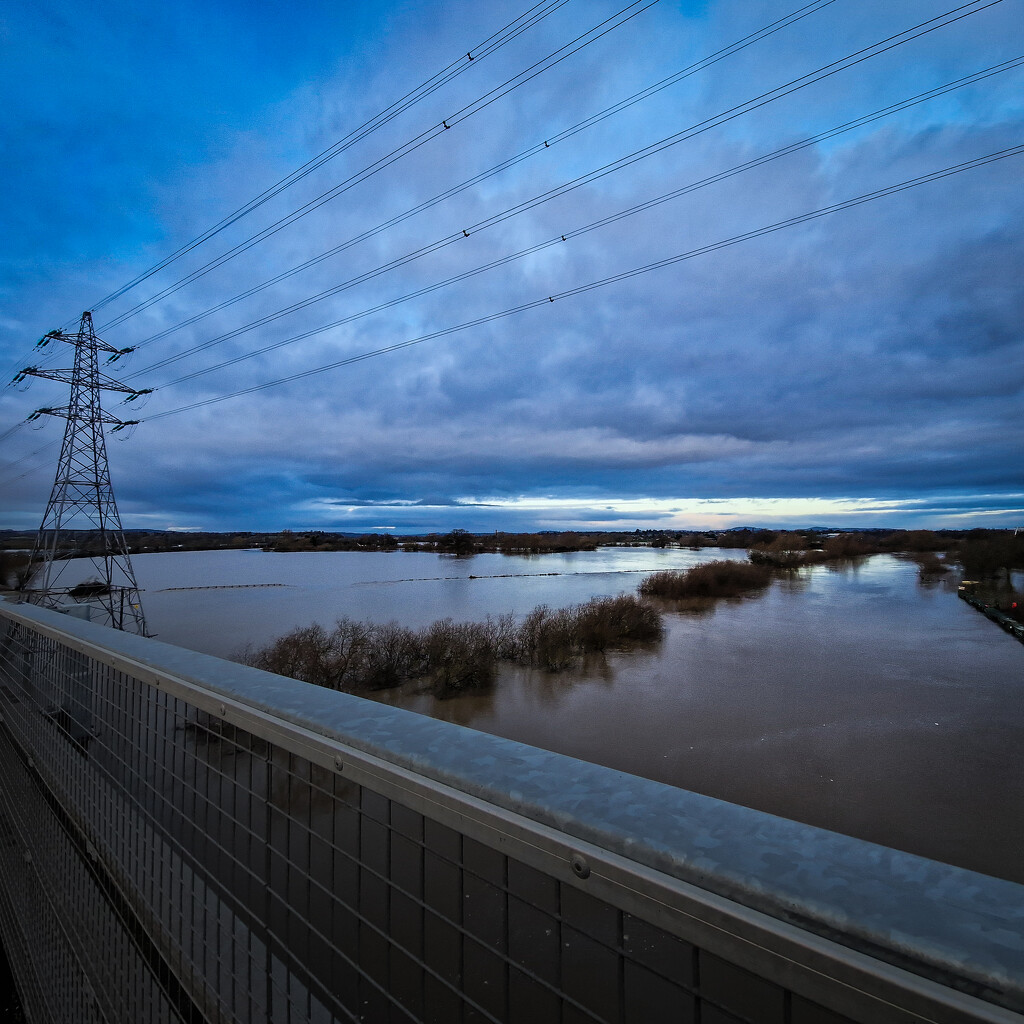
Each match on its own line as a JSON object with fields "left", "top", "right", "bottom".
{"left": 53, "top": 547, "right": 1024, "bottom": 881}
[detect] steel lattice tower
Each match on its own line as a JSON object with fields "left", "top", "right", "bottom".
{"left": 15, "top": 311, "right": 149, "bottom": 634}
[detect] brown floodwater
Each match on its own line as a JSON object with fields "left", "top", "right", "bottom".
{"left": 371, "top": 557, "right": 1024, "bottom": 884}
{"left": 55, "top": 547, "right": 1024, "bottom": 882}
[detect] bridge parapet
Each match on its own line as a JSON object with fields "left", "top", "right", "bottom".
{"left": 0, "top": 597, "right": 1021, "bottom": 1023}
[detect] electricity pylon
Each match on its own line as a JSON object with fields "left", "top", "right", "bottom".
{"left": 13, "top": 311, "right": 150, "bottom": 634}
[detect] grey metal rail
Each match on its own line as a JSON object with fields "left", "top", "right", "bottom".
{"left": 0, "top": 597, "right": 1021, "bottom": 1023}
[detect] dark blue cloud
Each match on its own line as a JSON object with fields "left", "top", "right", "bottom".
{"left": 2, "top": 1, "right": 1023, "bottom": 532}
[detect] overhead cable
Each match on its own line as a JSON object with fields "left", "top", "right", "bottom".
{"left": 128, "top": 0, "right": 838, "bottom": 353}
{"left": 129, "top": 1, "right": 1004, "bottom": 380}
{"left": 79, "top": 1, "right": 572, "bottom": 320}
{"left": 148, "top": 57, "right": 1024, "bottom": 391}
{"left": 0, "top": 422, "right": 26, "bottom": 445}
{"left": 141, "top": 143, "right": 1024, "bottom": 422}
{"left": 97, "top": 0, "right": 660, "bottom": 332}
{"left": 0, "top": 439, "right": 60, "bottom": 490}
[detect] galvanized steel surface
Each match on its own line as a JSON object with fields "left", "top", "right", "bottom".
{"left": 0, "top": 597, "right": 1021, "bottom": 1023}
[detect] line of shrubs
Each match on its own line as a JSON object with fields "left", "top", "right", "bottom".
{"left": 239, "top": 593, "right": 663, "bottom": 698}
{"left": 637, "top": 560, "right": 773, "bottom": 599}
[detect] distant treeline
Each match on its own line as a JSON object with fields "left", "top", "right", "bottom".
{"left": 2, "top": 528, "right": 1022, "bottom": 590}
{"left": 2, "top": 525, "right": 1022, "bottom": 557}
{"left": 0, "top": 527, "right": 611, "bottom": 557}
{"left": 741, "top": 529, "right": 1023, "bottom": 578}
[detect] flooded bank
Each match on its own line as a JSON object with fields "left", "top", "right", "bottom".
{"left": 47, "top": 547, "right": 1024, "bottom": 882}
{"left": 370, "top": 556, "right": 1024, "bottom": 883}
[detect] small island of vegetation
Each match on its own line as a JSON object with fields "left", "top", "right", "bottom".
{"left": 639, "top": 560, "right": 772, "bottom": 599}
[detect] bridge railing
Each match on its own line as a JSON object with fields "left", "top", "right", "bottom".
{"left": 0, "top": 597, "right": 1021, "bottom": 1024}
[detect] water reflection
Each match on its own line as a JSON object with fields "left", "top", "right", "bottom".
{"left": 372, "top": 555, "right": 1023, "bottom": 884}
{"left": 646, "top": 594, "right": 718, "bottom": 616}
{"left": 51, "top": 547, "right": 1024, "bottom": 884}
{"left": 772, "top": 571, "right": 813, "bottom": 596}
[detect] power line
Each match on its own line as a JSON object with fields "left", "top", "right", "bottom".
{"left": 0, "top": 424, "right": 138, "bottom": 492}
{"left": 109, "top": 0, "right": 1003, "bottom": 339}
{"left": 0, "top": 321, "right": 88, "bottom": 397}
{"left": 147, "top": 57, "right": 1024, "bottom": 392}
{"left": 96, "top": 0, "right": 661, "bottom": 332}
{"left": 76, "top": 1, "right": 572, "bottom": 321}
{"left": 128, "top": 0, "right": 1003, "bottom": 381}
{"left": 141, "top": 143, "right": 1024, "bottom": 422}
{"left": 0, "top": 439, "right": 60, "bottom": 490}
{"left": 0, "top": 421, "right": 27, "bottom": 445}
{"left": 126, "top": 0, "right": 838, "bottom": 354}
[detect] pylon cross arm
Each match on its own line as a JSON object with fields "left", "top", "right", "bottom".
{"left": 17, "top": 366, "right": 142, "bottom": 395}
{"left": 29, "top": 405, "right": 138, "bottom": 429}
{"left": 97, "top": 372, "right": 145, "bottom": 394}
{"left": 18, "top": 367, "right": 76, "bottom": 386}
{"left": 27, "top": 406, "right": 64, "bottom": 421}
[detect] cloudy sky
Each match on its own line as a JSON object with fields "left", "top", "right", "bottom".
{"left": 2, "top": 0, "right": 1022, "bottom": 533}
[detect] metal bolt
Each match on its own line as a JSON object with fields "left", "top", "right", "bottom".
{"left": 570, "top": 854, "right": 590, "bottom": 880}
{"left": 334, "top": 757, "right": 344, "bottom": 772}
{"left": 219, "top": 704, "right": 226, "bottom": 716}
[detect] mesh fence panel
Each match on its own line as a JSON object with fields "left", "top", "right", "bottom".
{"left": 1, "top": 605, "right": 1007, "bottom": 1024}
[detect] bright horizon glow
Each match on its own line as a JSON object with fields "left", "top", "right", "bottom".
{"left": 5, "top": 491, "right": 1022, "bottom": 533}
{"left": 289, "top": 492, "right": 1024, "bottom": 533}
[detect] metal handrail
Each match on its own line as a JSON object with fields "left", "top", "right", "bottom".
{"left": 1, "top": 596, "right": 1022, "bottom": 1023}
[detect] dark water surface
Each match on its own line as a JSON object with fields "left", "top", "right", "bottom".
{"left": 133, "top": 546, "right": 747, "bottom": 657}
{"left": 72, "top": 548, "right": 1024, "bottom": 882}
